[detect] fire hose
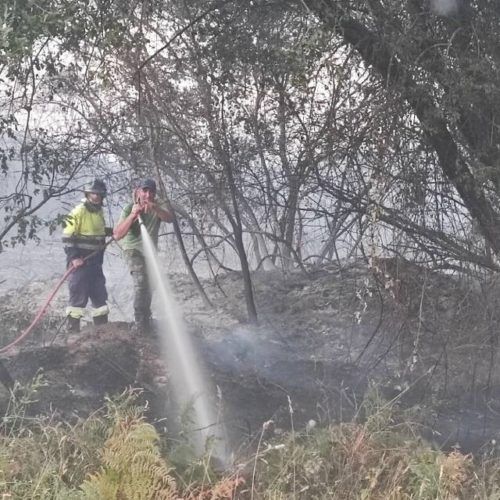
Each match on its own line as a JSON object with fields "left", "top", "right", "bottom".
{"left": 0, "top": 238, "right": 114, "bottom": 355}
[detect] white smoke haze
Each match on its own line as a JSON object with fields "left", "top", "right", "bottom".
{"left": 431, "top": 0, "right": 459, "bottom": 16}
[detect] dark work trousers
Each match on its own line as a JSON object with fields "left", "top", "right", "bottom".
{"left": 125, "top": 249, "right": 152, "bottom": 324}
{"left": 68, "top": 262, "right": 108, "bottom": 312}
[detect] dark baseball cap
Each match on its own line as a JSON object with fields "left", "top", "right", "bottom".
{"left": 138, "top": 178, "right": 157, "bottom": 192}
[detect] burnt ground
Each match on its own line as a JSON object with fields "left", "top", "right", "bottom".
{"left": 1, "top": 259, "right": 500, "bottom": 457}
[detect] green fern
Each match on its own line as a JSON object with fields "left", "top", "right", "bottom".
{"left": 79, "top": 469, "right": 120, "bottom": 499}
{"left": 80, "top": 415, "right": 177, "bottom": 499}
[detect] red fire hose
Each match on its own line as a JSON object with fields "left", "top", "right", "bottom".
{"left": 0, "top": 238, "right": 114, "bottom": 355}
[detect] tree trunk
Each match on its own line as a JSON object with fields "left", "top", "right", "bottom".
{"left": 303, "top": 0, "right": 500, "bottom": 253}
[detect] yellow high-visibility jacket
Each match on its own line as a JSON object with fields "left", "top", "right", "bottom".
{"left": 62, "top": 201, "right": 106, "bottom": 262}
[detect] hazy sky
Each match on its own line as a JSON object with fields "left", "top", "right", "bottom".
{"left": 431, "top": 0, "right": 459, "bottom": 16}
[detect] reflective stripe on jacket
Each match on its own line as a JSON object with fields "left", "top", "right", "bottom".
{"left": 62, "top": 202, "right": 106, "bottom": 253}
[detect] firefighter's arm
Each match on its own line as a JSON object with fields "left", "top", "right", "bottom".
{"left": 144, "top": 202, "right": 174, "bottom": 222}
{"left": 62, "top": 206, "right": 84, "bottom": 263}
{"left": 113, "top": 203, "right": 142, "bottom": 241}
{"left": 62, "top": 207, "right": 79, "bottom": 237}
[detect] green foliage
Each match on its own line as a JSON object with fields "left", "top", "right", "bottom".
{"left": 3, "top": 0, "right": 500, "bottom": 271}
{"left": 0, "top": 385, "right": 176, "bottom": 499}
{"left": 1, "top": 0, "right": 130, "bottom": 60}
{"left": 80, "top": 417, "right": 177, "bottom": 499}
{"left": 3, "top": 379, "right": 500, "bottom": 498}
{"left": 1, "top": 372, "right": 48, "bottom": 434}
{"left": 0, "top": 374, "right": 90, "bottom": 498}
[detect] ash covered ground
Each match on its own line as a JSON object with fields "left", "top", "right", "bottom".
{"left": 1, "top": 259, "right": 500, "bottom": 457}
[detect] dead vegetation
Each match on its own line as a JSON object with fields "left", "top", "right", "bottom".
{"left": 2, "top": 260, "right": 500, "bottom": 496}
{"left": 1, "top": 383, "right": 499, "bottom": 499}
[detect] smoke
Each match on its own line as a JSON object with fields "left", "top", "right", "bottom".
{"left": 430, "top": 0, "right": 460, "bottom": 16}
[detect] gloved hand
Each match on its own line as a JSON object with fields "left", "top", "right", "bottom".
{"left": 71, "top": 258, "right": 85, "bottom": 269}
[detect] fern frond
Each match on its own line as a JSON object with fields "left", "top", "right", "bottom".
{"left": 81, "top": 413, "right": 177, "bottom": 499}
{"left": 79, "top": 469, "right": 120, "bottom": 499}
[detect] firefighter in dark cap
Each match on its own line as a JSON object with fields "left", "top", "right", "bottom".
{"left": 113, "top": 178, "right": 173, "bottom": 332}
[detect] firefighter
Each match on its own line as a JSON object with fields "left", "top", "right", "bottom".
{"left": 113, "top": 178, "right": 173, "bottom": 332}
{"left": 62, "top": 179, "right": 112, "bottom": 332}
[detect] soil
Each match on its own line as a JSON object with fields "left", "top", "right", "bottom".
{"left": 1, "top": 259, "right": 500, "bottom": 457}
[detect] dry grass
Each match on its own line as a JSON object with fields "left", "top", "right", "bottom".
{"left": 243, "top": 392, "right": 492, "bottom": 500}
{"left": 0, "top": 380, "right": 500, "bottom": 499}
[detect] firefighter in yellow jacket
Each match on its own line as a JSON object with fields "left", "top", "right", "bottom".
{"left": 62, "top": 179, "right": 112, "bottom": 332}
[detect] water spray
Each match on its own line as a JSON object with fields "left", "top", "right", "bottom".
{"left": 137, "top": 217, "right": 228, "bottom": 463}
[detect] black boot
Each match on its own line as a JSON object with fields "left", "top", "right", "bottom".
{"left": 93, "top": 314, "right": 108, "bottom": 326}
{"left": 67, "top": 316, "right": 80, "bottom": 333}
{"left": 141, "top": 317, "right": 152, "bottom": 333}
{"left": 131, "top": 314, "right": 151, "bottom": 334}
